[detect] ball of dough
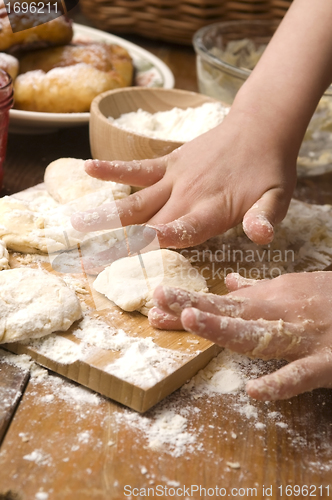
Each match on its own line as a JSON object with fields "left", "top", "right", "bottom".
{"left": 93, "top": 249, "right": 208, "bottom": 316}
{"left": 0, "top": 267, "right": 82, "bottom": 343}
{"left": 44, "top": 157, "right": 130, "bottom": 204}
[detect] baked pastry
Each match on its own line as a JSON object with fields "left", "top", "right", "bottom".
{"left": 14, "top": 62, "right": 132, "bottom": 113}
{"left": 0, "top": 3, "right": 73, "bottom": 53}
{"left": 19, "top": 41, "right": 133, "bottom": 87}
{"left": 0, "top": 52, "right": 19, "bottom": 80}
{"left": 14, "top": 41, "right": 134, "bottom": 112}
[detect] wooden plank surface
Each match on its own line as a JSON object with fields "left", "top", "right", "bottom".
{"left": 0, "top": 367, "right": 331, "bottom": 500}
{"left": 0, "top": 361, "right": 29, "bottom": 444}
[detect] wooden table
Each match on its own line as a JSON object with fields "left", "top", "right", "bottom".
{"left": 1, "top": 9, "right": 332, "bottom": 500}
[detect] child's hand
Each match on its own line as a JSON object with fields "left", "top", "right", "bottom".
{"left": 149, "top": 271, "right": 332, "bottom": 401}
{"left": 71, "top": 105, "right": 297, "bottom": 248}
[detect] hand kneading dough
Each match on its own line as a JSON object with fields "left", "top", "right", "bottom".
{"left": 44, "top": 157, "right": 130, "bottom": 204}
{"left": 0, "top": 268, "right": 82, "bottom": 344}
{"left": 93, "top": 249, "right": 208, "bottom": 316}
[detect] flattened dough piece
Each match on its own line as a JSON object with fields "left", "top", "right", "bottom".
{"left": 93, "top": 249, "right": 208, "bottom": 316}
{"left": 0, "top": 195, "right": 85, "bottom": 253}
{"left": 44, "top": 158, "right": 130, "bottom": 204}
{"left": 0, "top": 268, "right": 82, "bottom": 343}
{"left": 0, "top": 190, "right": 123, "bottom": 254}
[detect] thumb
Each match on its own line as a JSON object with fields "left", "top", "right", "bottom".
{"left": 242, "top": 188, "right": 292, "bottom": 245}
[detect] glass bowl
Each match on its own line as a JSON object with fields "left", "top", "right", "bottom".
{"left": 193, "top": 20, "right": 332, "bottom": 177}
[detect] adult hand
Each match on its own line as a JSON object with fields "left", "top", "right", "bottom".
{"left": 149, "top": 271, "right": 332, "bottom": 401}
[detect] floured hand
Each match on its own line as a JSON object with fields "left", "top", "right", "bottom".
{"left": 71, "top": 105, "right": 297, "bottom": 249}
{"left": 150, "top": 271, "right": 332, "bottom": 401}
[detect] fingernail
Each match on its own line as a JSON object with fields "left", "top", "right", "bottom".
{"left": 256, "top": 214, "right": 274, "bottom": 231}
{"left": 143, "top": 226, "right": 157, "bottom": 242}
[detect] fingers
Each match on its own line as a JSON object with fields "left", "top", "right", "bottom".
{"left": 84, "top": 158, "right": 167, "bottom": 187}
{"left": 180, "top": 308, "right": 305, "bottom": 359}
{"left": 150, "top": 211, "right": 218, "bottom": 248}
{"left": 148, "top": 307, "right": 183, "bottom": 330}
{"left": 153, "top": 285, "right": 248, "bottom": 318}
{"left": 246, "top": 350, "right": 332, "bottom": 400}
{"left": 225, "top": 273, "right": 263, "bottom": 292}
{"left": 153, "top": 285, "right": 282, "bottom": 322}
{"left": 71, "top": 182, "right": 171, "bottom": 232}
{"left": 242, "top": 187, "right": 291, "bottom": 245}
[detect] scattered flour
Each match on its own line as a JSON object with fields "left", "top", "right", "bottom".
{"left": 109, "top": 102, "right": 230, "bottom": 142}
{"left": 23, "top": 449, "right": 51, "bottom": 466}
{"left": 206, "top": 199, "right": 332, "bottom": 275}
{"left": 12, "top": 311, "right": 192, "bottom": 390}
{"left": 105, "top": 337, "right": 189, "bottom": 389}
{"left": 35, "top": 493, "right": 49, "bottom": 500}
{"left": 0, "top": 346, "right": 325, "bottom": 465}
{"left": 27, "top": 334, "right": 84, "bottom": 364}
{"left": 182, "top": 349, "right": 248, "bottom": 395}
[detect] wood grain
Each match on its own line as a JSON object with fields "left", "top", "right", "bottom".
{"left": 0, "top": 370, "right": 331, "bottom": 500}
{"left": 0, "top": 361, "right": 29, "bottom": 444}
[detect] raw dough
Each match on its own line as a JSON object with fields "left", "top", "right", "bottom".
{"left": 0, "top": 267, "right": 82, "bottom": 344}
{"left": 93, "top": 249, "right": 208, "bottom": 316}
{"left": 0, "top": 239, "right": 9, "bottom": 270}
{"left": 44, "top": 157, "right": 130, "bottom": 204}
{"left": 0, "top": 188, "right": 124, "bottom": 254}
{"left": 0, "top": 195, "right": 84, "bottom": 253}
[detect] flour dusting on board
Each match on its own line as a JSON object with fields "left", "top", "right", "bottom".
{"left": 105, "top": 338, "right": 189, "bottom": 389}
{"left": 8, "top": 311, "right": 192, "bottom": 389}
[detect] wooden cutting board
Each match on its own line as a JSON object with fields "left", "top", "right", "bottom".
{"left": 4, "top": 252, "right": 225, "bottom": 413}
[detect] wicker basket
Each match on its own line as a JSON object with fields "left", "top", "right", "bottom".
{"left": 79, "top": 0, "right": 293, "bottom": 45}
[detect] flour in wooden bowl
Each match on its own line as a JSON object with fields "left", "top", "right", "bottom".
{"left": 109, "top": 102, "right": 230, "bottom": 142}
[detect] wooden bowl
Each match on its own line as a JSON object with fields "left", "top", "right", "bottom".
{"left": 89, "top": 87, "right": 219, "bottom": 161}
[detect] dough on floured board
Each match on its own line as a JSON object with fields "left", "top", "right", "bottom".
{"left": 44, "top": 157, "right": 131, "bottom": 204}
{"left": 93, "top": 249, "right": 208, "bottom": 316}
{"left": 0, "top": 267, "right": 82, "bottom": 344}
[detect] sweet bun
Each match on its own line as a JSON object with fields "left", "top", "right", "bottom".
{"left": 19, "top": 41, "right": 133, "bottom": 87}
{"left": 0, "top": 4, "right": 73, "bottom": 53}
{"left": 14, "top": 63, "right": 132, "bottom": 113}
{"left": 14, "top": 41, "right": 134, "bottom": 112}
{"left": 0, "top": 52, "right": 19, "bottom": 80}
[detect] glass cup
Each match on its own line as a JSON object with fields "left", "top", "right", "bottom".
{"left": 0, "top": 69, "right": 13, "bottom": 188}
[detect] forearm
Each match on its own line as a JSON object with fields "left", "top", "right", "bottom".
{"left": 231, "top": 0, "right": 332, "bottom": 157}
